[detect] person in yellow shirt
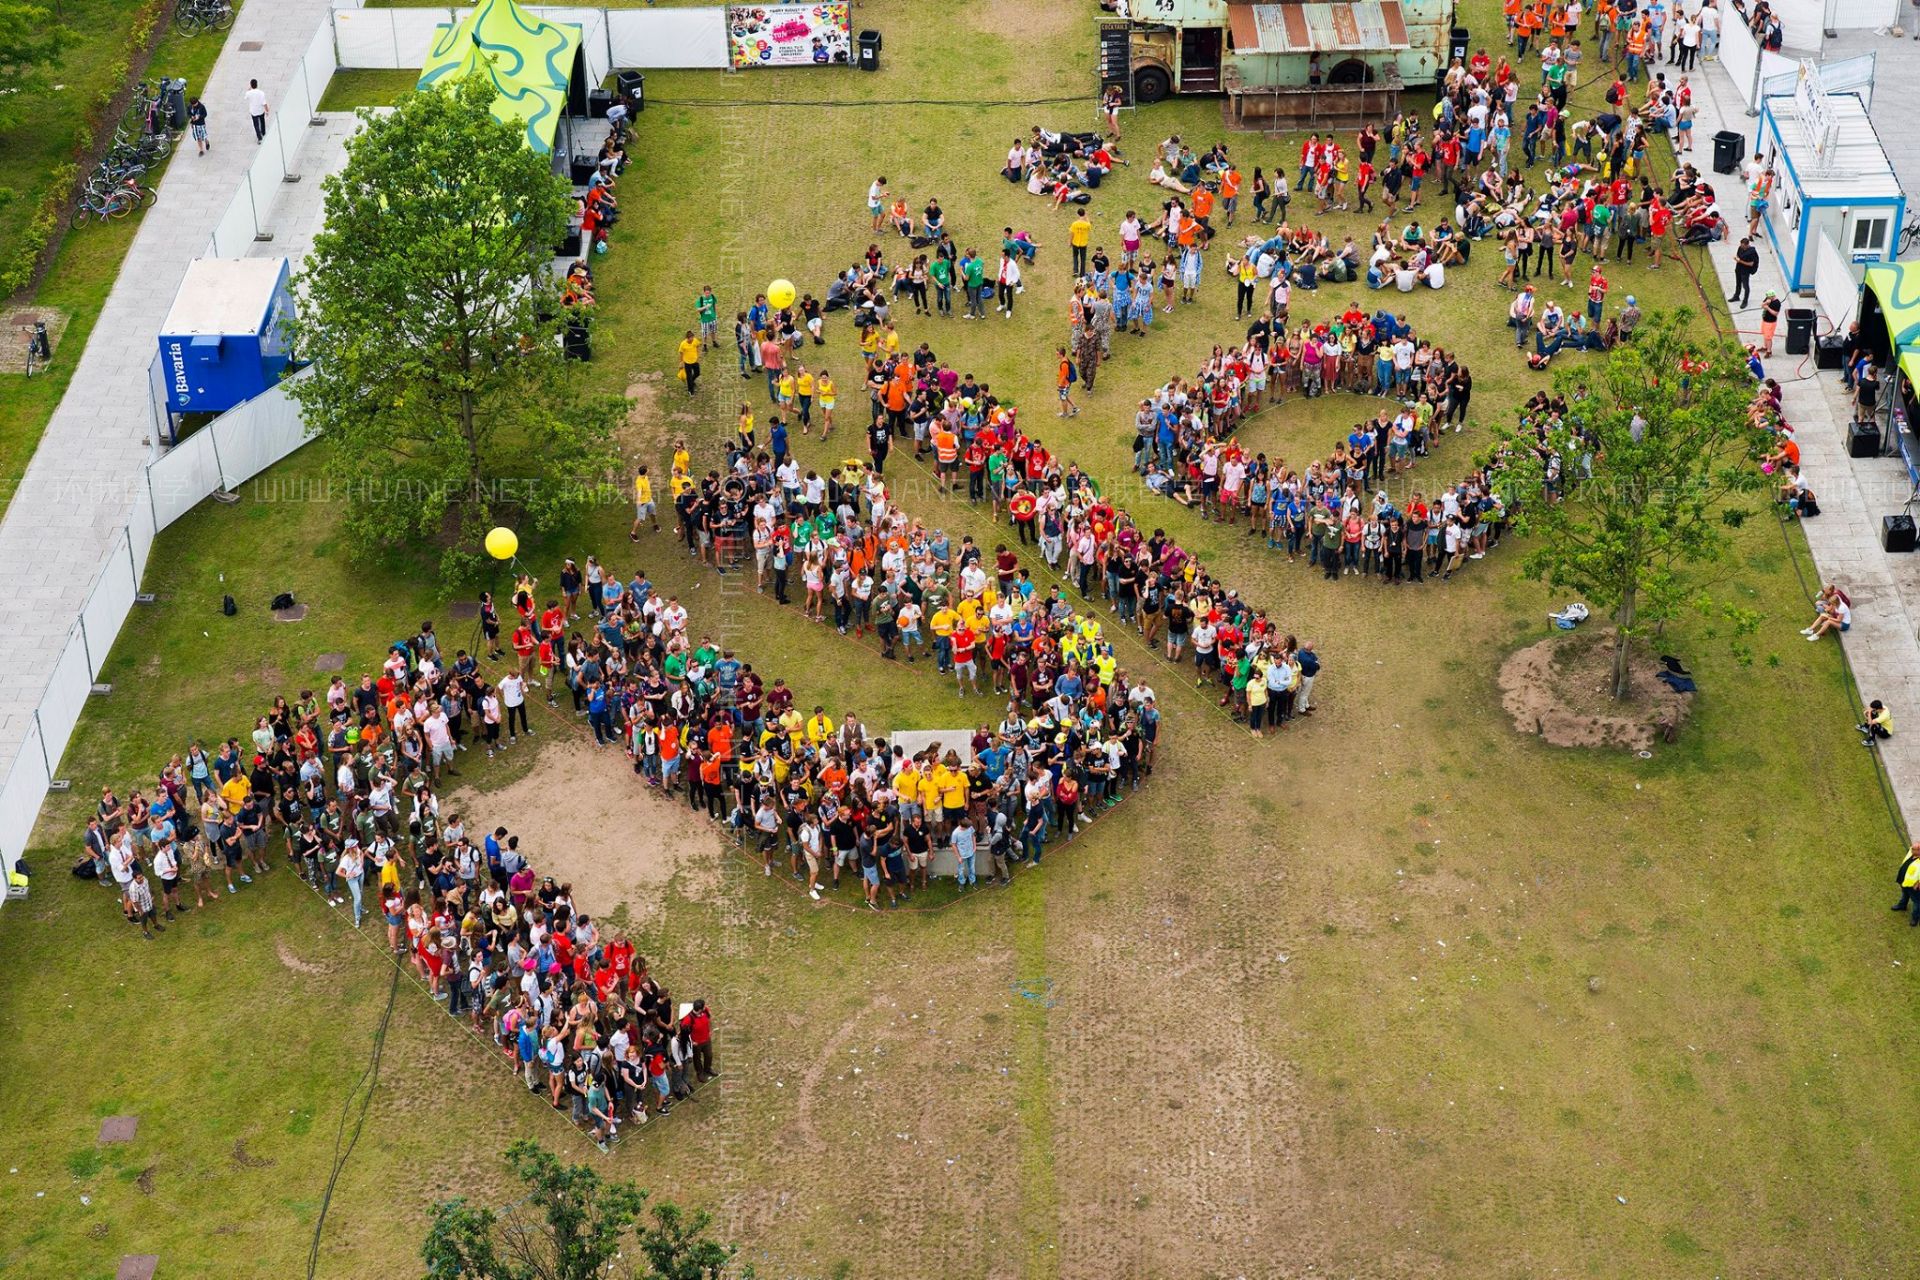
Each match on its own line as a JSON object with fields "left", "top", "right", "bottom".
{"left": 777, "top": 369, "right": 796, "bottom": 415}
{"left": 780, "top": 706, "right": 806, "bottom": 751}
{"left": 794, "top": 367, "right": 815, "bottom": 436}
{"left": 929, "top": 602, "right": 961, "bottom": 672}
{"left": 676, "top": 329, "right": 702, "bottom": 397}
{"left": 956, "top": 595, "right": 985, "bottom": 632}
{"left": 218, "top": 773, "right": 251, "bottom": 813}
{"left": 893, "top": 761, "right": 922, "bottom": 820}
{"left": 630, "top": 465, "right": 657, "bottom": 539}
{"left": 934, "top": 754, "right": 970, "bottom": 834}
{"left": 1069, "top": 212, "right": 1092, "bottom": 276}
{"left": 805, "top": 707, "right": 836, "bottom": 745}
{"left": 817, "top": 370, "right": 837, "bottom": 438}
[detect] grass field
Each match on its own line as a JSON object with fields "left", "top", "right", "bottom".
{"left": 1, "top": 2, "right": 1917, "bottom": 1277}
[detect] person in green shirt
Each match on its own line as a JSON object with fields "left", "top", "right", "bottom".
{"left": 961, "top": 253, "right": 986, "bottom": 318}
{"left": 695, "top": 285, "right": 719, "bottom": 342}
{"left": 929, "top": 256, "right": 953, "bottom": 316}
{"left": 986, "top": 447, "right": 1009, "bottom": 516}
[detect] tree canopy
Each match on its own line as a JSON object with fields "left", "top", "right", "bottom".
{"left": 292, "top": 73, "right": 620, "bottom": 578}
{"left": 1494, "top": 309, "right": 1771, "bottom": 699}
{"left": 421, "top": 1140, "right": 740, "bottom": 1280}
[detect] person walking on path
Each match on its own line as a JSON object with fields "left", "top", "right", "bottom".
{"left": 1729, "top": 237, "right": 1759, "bottom": 309}
{"left": 245, "top": 78, "right": 268, "bottom": 143}
{"left": 188, "top": 96, "right": 209, "bottom": 155}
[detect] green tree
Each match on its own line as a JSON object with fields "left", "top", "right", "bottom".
{"left": 1495, "top": 309, "right": 1771, "bottom": 700}
{"left": 0, "top": 3, "right": 71, "bottom": 129}
{"left": 292, "top": 73, "right": 621, "bottom": 578}
{"left": 421, "top": 1140, "right": 741, "bottom": 1280}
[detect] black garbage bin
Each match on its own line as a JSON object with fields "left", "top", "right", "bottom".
{"left": 1785, "top": 307, "right": 1814, "bottom": 356}
{"left": 163, "top": 77, "right": 188, "bottom": 130}
{"left": 858, "top": 29, "right": 881, "bottom": 72}
{"left": 616, "top": 70, "right": 644, "bottom": 109}
{"left": 1712, "top": 129, "right": 1745, "bottom": 176}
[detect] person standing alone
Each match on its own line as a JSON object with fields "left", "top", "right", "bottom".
{"left": 244, "top": 78, "right": 268, "bottom": 143}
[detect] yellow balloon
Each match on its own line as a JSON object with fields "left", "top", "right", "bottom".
{"left": 484, "top": 527, "right": 518, "bottom": 561}
{"left": 767, "top": 278, "right": 796, "bottom": 310}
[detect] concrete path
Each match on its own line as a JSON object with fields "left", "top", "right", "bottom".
{"left": 0, "top": 0, "right": 335, "bottom": 777}
{"left": 1694, "top": 51, "right": 1920, "bottom": 835}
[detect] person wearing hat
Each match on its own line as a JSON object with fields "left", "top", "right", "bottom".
{"left": 1757, "top": 291, "right": 1782, "bottom": 358}
{"left": 1618, "top": 295, "right": 1642, "bottom": 340}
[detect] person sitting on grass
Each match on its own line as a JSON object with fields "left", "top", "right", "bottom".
{"left": 1802, "top": 584, "right": 1851, "bottom": 641}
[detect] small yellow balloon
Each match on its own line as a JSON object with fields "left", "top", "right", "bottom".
{"left": 767, "top": 278, "right": 796, "bottom": 310}
{"left": 484, "top": 527, "right": 518, "bottom": 561}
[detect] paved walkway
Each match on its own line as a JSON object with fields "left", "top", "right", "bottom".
{"left": 1694, "top": 51, "right": 1920, "bottom": 835}
{"left": 0, "top": 0, "right": 335, "bottom": 777}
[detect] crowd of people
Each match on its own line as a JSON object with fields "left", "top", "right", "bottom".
{"left": 1118, "top": 307, "right": 1510, "bottom": 587}
{"left": 79, "top": 631, "right": 717, "bottom": 1149}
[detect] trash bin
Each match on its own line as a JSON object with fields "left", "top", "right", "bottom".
{"left": 163, "top": 77, "right": 188, "bottom": 130}
{"left": 1785, "top": 307, "right": 1815, "bottom": 356}
{"left": 616, "top": 70, "right": 644, "bottom": 110}
{"left": 858, "top": 29, "right": 881, "bottom": 72}
{"left": 1712, "top": 129, "right": 1745, "bottom": 175}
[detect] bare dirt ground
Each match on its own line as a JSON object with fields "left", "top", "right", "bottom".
{"left": 445, "top": 737, "right": 721, "bottom": 927}
{"left": 1499, "top": 630, "right": 1692, "bottom": 751}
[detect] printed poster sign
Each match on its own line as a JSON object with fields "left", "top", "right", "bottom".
{"left": 726, "top": 4, "right": 852, "bottom": 68}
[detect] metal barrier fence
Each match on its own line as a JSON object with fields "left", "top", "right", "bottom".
{"left": 0, "top": 375, "right": 315, "bottom": 893}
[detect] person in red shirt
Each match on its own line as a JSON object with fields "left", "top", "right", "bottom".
{"left": 511, "top": 622, "right": 537, "bottom": 683}
{"left": 1647, "top": 198, "right": 1672, "bottom": 270}
{"left": 683, "top": 999, "right": 715, "bottom": 1081}
{"left": 952, "top": 624, "right": 980, "bottom": 695}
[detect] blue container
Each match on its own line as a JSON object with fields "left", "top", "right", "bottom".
{"left": 157, "top": 257, "right": 296, "bottom": 414}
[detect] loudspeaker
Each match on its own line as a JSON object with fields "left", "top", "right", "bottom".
{"left": 1849, "top": 421, "right": 1882, "bottom": 458}
{"left": 555, "top": 228, "right": 582, "bottom": 258}
{"left": 1882, "top": 513, "right": 1916, "bottom": 553}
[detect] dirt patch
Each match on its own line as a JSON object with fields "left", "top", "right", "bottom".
{"left": 229, "top": 1140, "right": 272, "bottom": 1170}
{"left": 618, "top": 373, "right": 663, "bottom": 458}
{"left": 275, "top": 938, "right": 331, "bottom": 976}
{"left": 445, "top": 737, "right": 722, "bottom": 926}
{"left": 0, "top": 309, "right": 71, "bottom": 373}
{"left": 135, "top": 1164, "right": 155, "bottom": 1196}
{"left": 1498, "top": 630, "right": 1691, "bottom": 751}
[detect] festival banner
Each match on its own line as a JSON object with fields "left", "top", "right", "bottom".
{"left": 725, "top": 3, "right": 852, "bottom": 68}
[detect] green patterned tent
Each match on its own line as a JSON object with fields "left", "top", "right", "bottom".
{"left": 1863, "top": 263, "right": 1920, "bottom": 351}
{"left": 417, "top": 0, "right": 582, "bottom": 154}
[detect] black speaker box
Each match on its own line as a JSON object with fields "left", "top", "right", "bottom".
{"left": 1848, "top": 421, "right": 1881, "bottom": 458}
{"left": 1882, "top": 513, "right": 1916, "bottom": 553}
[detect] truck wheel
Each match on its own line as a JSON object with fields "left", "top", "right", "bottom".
{"left": 1133, "top": 66, "right": 1171, "bottom": 104}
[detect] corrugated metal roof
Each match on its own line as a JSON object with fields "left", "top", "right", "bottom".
{"left": 1764, "top": 94, "right": 1901, "bottom": 201}
{"left": 1227, "top": 2, "right": 1410, "bottom": 55}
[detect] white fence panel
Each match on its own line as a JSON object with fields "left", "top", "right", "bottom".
{"left": 36, "top": 634, "right": 94, "bottom": 778}
{"left": 334, "top": 6, "right": 450, "bottom": 69}
{"left": 1719, "top": 13, "right": 1799, "bottom": 111}
{"left": 209, "top": 377, "right": 314, "bottom": 491}
{"left": 78, "top": 534, "right": 139, "bottom": 682}
{"left": 304, "top": 17, "right": 340, "bottom": 97}
{"left": 0, "top": 722, "right": 50, "bottom": 880}
{"left": 147, "top": 430, "right": 226, "bottom": 530}
{"left": 607, "top": 9, "right": 728, "bottom": 69}
{"left": 1814, "top": 230, "right": 1862, "bottom": 329}
{"left": 128, "top": 483, "right": 157, "bottom": 575}
{"left": 208, "top": 179, "right": 261, "bottom": 257}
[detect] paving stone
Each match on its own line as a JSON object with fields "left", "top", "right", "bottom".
{"left": 115, "top": 1257, "right": 158, "bottom": 1280}
{"left": 313, "top": 652, "right": 347, "bottom": 672}
{"left": 97, "top": 1115, "right": 138, "bottom": 1144}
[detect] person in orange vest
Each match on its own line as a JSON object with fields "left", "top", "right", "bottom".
{"left": 1515, "top": 1, "right": 1542, "bottom": 57}
{"left": 1190, "top": 182, "right": 1215, "bottom": 231}
{"left": 931, "top": 420, "right": 960, "bottom": 493}
{"left": 1503, "top": 0, "right": 1524, "bottom": 43}
{"left": 1625, "top": 16, "right": 1648, "bottom": 82}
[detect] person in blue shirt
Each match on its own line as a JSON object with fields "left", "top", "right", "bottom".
{"left": 770, "top": 418, "right": 790, "bottom": 464}
{"left": 628, "top": 573, "right": 651, "bottom": 611}
{"left": 599, "top": 575, "right": 625, "bottom": 614}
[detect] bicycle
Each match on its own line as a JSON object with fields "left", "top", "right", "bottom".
{"left": 70, "top": 176, "right": 149, "bottom": 226}
{"left": 20, "top": 322, "right": 51, "bottom": 377}
{"left": 1900, "top": 215, "right": 1920, "bottom": 258}
{"left": 175, "top": 0, "right": 233, "bottom": 34}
